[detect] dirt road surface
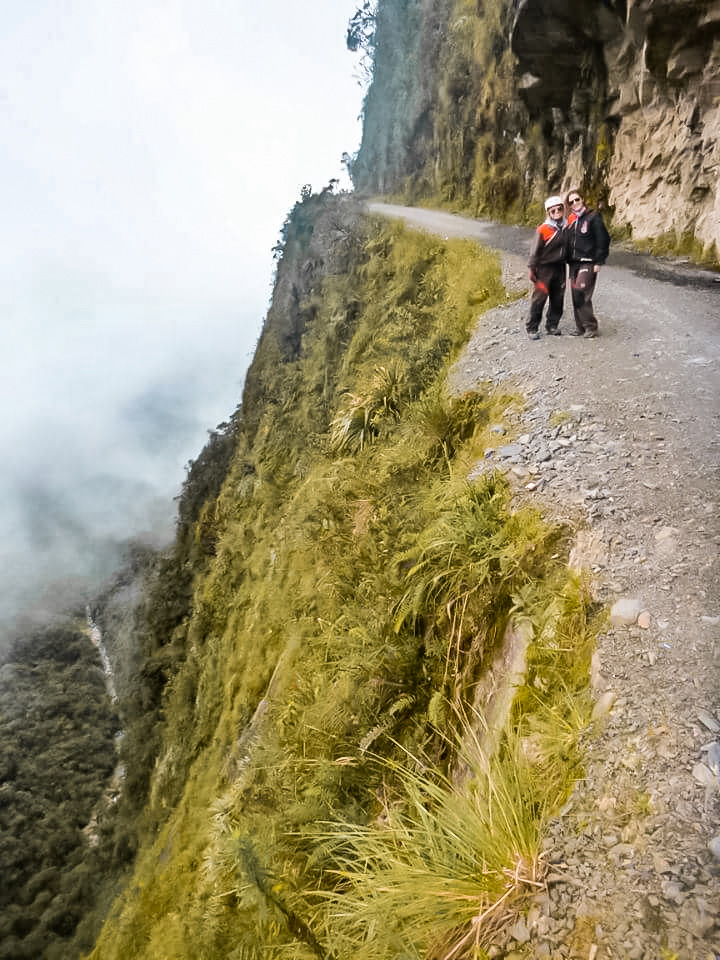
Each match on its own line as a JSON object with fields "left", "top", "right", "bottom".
{"left": 370, "top": 202, "right": 720, "bottom": 960}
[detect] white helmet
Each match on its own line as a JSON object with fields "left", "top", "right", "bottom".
{"left": 544, "top": 195, "right": 564, "bottom": 210}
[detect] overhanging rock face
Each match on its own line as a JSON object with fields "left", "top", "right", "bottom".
{"left": 511, "top": 0, "right": 623, "bottom": 115}
{"left": 511, "top": 0, "right": 720, "bottom": 252}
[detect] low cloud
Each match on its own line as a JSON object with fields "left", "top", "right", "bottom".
{"left": 0, "top": 270, "right": 253, "bottom": 646}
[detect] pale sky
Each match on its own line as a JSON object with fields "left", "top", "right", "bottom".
{"left": 0, "top": 0, "right": 366, "bottom": 631}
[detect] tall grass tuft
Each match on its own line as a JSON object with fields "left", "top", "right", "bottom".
{"left": 314, "top": 715, "right": 550, "bottom": 960}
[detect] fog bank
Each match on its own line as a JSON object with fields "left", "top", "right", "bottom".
{"left": 0, "top": 0, "right": 363, "bottom": 646}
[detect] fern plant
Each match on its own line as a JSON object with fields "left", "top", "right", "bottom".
{"left": 329, "top": 362, "right": 407, "bottom": 453}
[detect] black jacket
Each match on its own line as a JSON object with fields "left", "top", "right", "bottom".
{"left": 566, "top": 208, "right": 610, "bottom": 265}
{"left": 528, "top": 220, "right": 567, "bottom": 270}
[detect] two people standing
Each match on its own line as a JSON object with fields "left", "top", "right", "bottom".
{"left": 526, "top": 189, "right": 610, "bottom": 340}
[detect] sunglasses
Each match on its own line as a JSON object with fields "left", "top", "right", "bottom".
{"left": 569, "top": 196, "right": 582, "bottom": 203}
{"left": 548, "top": 205, "right": 564, "bottom": 212}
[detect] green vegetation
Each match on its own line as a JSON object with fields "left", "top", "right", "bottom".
{"left": 350, "top": 0, "right": 548, "bottom": 221}
{"left": 632, "top": 230, "right": 720, "bottom": 271}
{"left": 352, "top": 0, "right": 718, "bottom": 267}
{"left": 0, "top": 620, "right": 118, "bottom": 959}
{"left": 87, "top": 192, "right": 598, "bottom": 959}
{"left": 316, "top": 733, "right": 548, "bottom": 959}
{"left": 9, "top": 2, "right": 716, "bottom": 952}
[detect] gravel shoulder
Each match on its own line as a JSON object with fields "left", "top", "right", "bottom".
{"left": 371, "top": 203, "right": 720, "bottom": 960}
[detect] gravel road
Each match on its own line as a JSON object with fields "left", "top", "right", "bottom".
{"left": 370, "top": 202, "right": 720, "bottom": 960}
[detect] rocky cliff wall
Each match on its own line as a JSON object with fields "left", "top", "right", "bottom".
{"left": 354, "top": 0, "right": 719, "bottom": 259}
{"left": 606, "top": 0, "right": 720, "bottom": 251}
{"left": 512, "top": 0, "right": 720, "bottom": 253}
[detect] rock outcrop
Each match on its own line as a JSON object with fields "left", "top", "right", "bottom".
{"left": 353, "top": 0, "right": 720, "bottom": 260}
{"left": 512, "top": 0, "right": 720, "bottom": 253}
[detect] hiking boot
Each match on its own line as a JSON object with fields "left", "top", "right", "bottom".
{"left": 583, "top": 330, "right": 598, "bottom": 339}
{"left": 528, "top": 331, "right": 540, "bottom": 341}
{"left": 569, "top": 329, "right": 584, "bottom": 337}
{"left": 547, "top": 327, "right": 561, "bottom": 336}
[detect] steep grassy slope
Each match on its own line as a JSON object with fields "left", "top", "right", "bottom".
{"left": 88, "top": 191, "right": 597, "bottom": 959}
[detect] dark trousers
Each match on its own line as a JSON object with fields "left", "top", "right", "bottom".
{"left": 569, "top": 263, "right": 599, "bottom": 333}
{"left": 527, "top": 264, "right": 566, "bottom": 333}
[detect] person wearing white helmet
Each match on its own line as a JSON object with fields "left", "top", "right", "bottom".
{"left": 526, "top": 195, "right": 567, "bottom": 340}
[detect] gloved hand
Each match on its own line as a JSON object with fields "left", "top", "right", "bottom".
{"left": 528, "top": 270, "right": 537, "bottom": 284}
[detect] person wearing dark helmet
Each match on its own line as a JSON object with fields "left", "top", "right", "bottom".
{"left": 565, "top": 190, "right": 611, "bottom": 338}
{"left": 526, "top": 195, "right": 567, "bottom": 340}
